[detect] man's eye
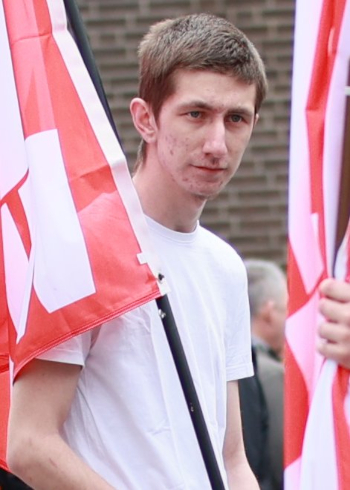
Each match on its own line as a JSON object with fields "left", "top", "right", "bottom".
{"left": 229, "top": 114, "right": 243, "bottom": 123}
{"left": 188, "top": 111, "right": 201, "bottom": 118}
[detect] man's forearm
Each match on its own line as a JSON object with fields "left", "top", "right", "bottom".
{"left": 9, "top": 433, "right": 115, "bottom": 490}
{"left": 225, "top": 458, "right": 260, "bottom": 490}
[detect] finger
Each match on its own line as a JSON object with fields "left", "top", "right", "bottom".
{"left": 319, "top": 296, "right": 350, "bottom": 325}
{"left": 317, "top": 337, "right": 350, "bottom": 370}
{"left": 319, "top": 278, "right": 350, "bottom": 302}
{"left": 318, "top": 320, "right": 350, "bottom": 343}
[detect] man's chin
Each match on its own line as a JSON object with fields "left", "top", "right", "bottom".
{"left": 192, "top": 190, "right": 221, "bottom": 202}
{"left": 189, "top": 179, "right": 227, "bottom": 201}
{"left": 206, "top": 192, "right": 221, "bottom": 201}
{"left": 194, "top": 185, "right": 223, "bottom": 201}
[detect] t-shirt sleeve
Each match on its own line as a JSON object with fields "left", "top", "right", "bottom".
{"left": 225, "top": 258, "right": 254, "bottom": 381}
{"left": 36, "top": 329, "right": 93, "bottom": 366}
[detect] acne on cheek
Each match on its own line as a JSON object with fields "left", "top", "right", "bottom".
{"left": 164, "top": 134, "right": 178, "bottom": 156}
{"left": 184, "top": 139, "right": 191, "bottom": 152}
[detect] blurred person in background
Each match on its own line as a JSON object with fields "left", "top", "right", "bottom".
{"left": 246, "top": 260, "right": 287, "bottom": 363}
{"left": 242, "top": 259, "right": 287, "bottom": 490}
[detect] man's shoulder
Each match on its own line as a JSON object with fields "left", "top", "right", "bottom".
{"left": 198, "top": 225, "right": 242, "bottom": 260}
{"left": 256, "top": 350, "right": 284, "bottom": 379}
{"left": 198, "top": 227, "right": 248, "bottom": 289}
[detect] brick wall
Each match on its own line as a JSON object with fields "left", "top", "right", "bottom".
{"left": 77, "top": 0, "right": 295, "bottom": 267}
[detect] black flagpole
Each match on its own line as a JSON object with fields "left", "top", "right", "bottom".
{"left": 155, "top": 294, "right": 226, "bottom": 490}
{"left": 63, "top": 1, "right": 226, "bottom": 489}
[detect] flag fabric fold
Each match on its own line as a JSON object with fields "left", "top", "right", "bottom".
{"left": 285, "top": 0, "right": 350, "bottom": 488}
{"left": 0, "top": 0, "right": 167, "bottom": 469}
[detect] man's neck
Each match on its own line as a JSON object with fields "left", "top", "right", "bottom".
{"left": 132, "top": 167, "right": 206, "bottom": 233}
{"left": 252, "top": 335, "right": 282, "bottom": 362}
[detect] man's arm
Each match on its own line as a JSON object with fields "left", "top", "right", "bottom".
{"left": 317, "top": 278, "right": 350, "bottom": 369}
{"left": 7, "top": 359, "right": 115, "bottom": 490}
{"left": 223, "top": 380, "right": 259, "bottom": 490}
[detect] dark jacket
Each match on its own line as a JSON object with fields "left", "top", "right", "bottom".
{"left": 239, "top": 347, "right": 274, "bottom": 490}
{"left": 256, "top": 349, "right": 284, "bottom": 490}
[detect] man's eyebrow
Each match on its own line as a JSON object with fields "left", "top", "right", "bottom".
{"left": 229, "top": 108, "right": 255, "bottom": 119}
{"left": 177, "top": 100, "right": 214, "bottom": 111}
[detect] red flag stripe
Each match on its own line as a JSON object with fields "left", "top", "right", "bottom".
{"left": 5, "top": 1, "right": 56, "bottom": 136}
{"left": 333, "top": 367, "right": 350, "bottom": 490}
{"left": 284, "top": 340, "right": 310, "bottom": 468}
{"left": 0, "top": 171, "right": 31, "bottom": 257}
{"left": 306, "top": 0, "right": 347, "bottom": 273}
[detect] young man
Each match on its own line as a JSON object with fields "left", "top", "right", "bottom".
{"left": 7, "top": 14, "right": 267, "bottom": 489}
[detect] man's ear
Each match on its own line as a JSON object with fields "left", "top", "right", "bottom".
{"left": 130, "top": 98, "right": 157, "bottom": 143}
{"left": 260, "top": 300, "right": 274, "bottom": 325}
{"left": 253, "top": 113, "right": 259, "bottom": 127}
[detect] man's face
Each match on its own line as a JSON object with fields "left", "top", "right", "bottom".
{"left": 152, "top": 69, "right": 257, "bottom": 201}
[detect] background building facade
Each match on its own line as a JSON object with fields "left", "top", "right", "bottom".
{"left": 78, "top": 0, "right": 295, "bottom": 267}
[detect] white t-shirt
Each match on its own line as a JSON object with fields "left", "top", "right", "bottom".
{"left": 39, "top": 218, "right": 253, "bottom": 489}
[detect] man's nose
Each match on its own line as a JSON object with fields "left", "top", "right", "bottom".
{"left": 202, "top": 120, "right": 228, "bottom": 158}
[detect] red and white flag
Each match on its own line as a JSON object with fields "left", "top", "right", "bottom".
{"left": 0, "top": 0, "right": 167, "bottom": 469}
{"left": 285, "top": 0, "right": 350, "bottom": 488}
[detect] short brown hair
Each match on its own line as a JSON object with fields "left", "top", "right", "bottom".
{"left": 138, "top": 13, "right": 267, "bottom": 119}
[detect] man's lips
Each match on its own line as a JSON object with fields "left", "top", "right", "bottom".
{"left": 194, "top": 166, "right": 226, "bottom": 172}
